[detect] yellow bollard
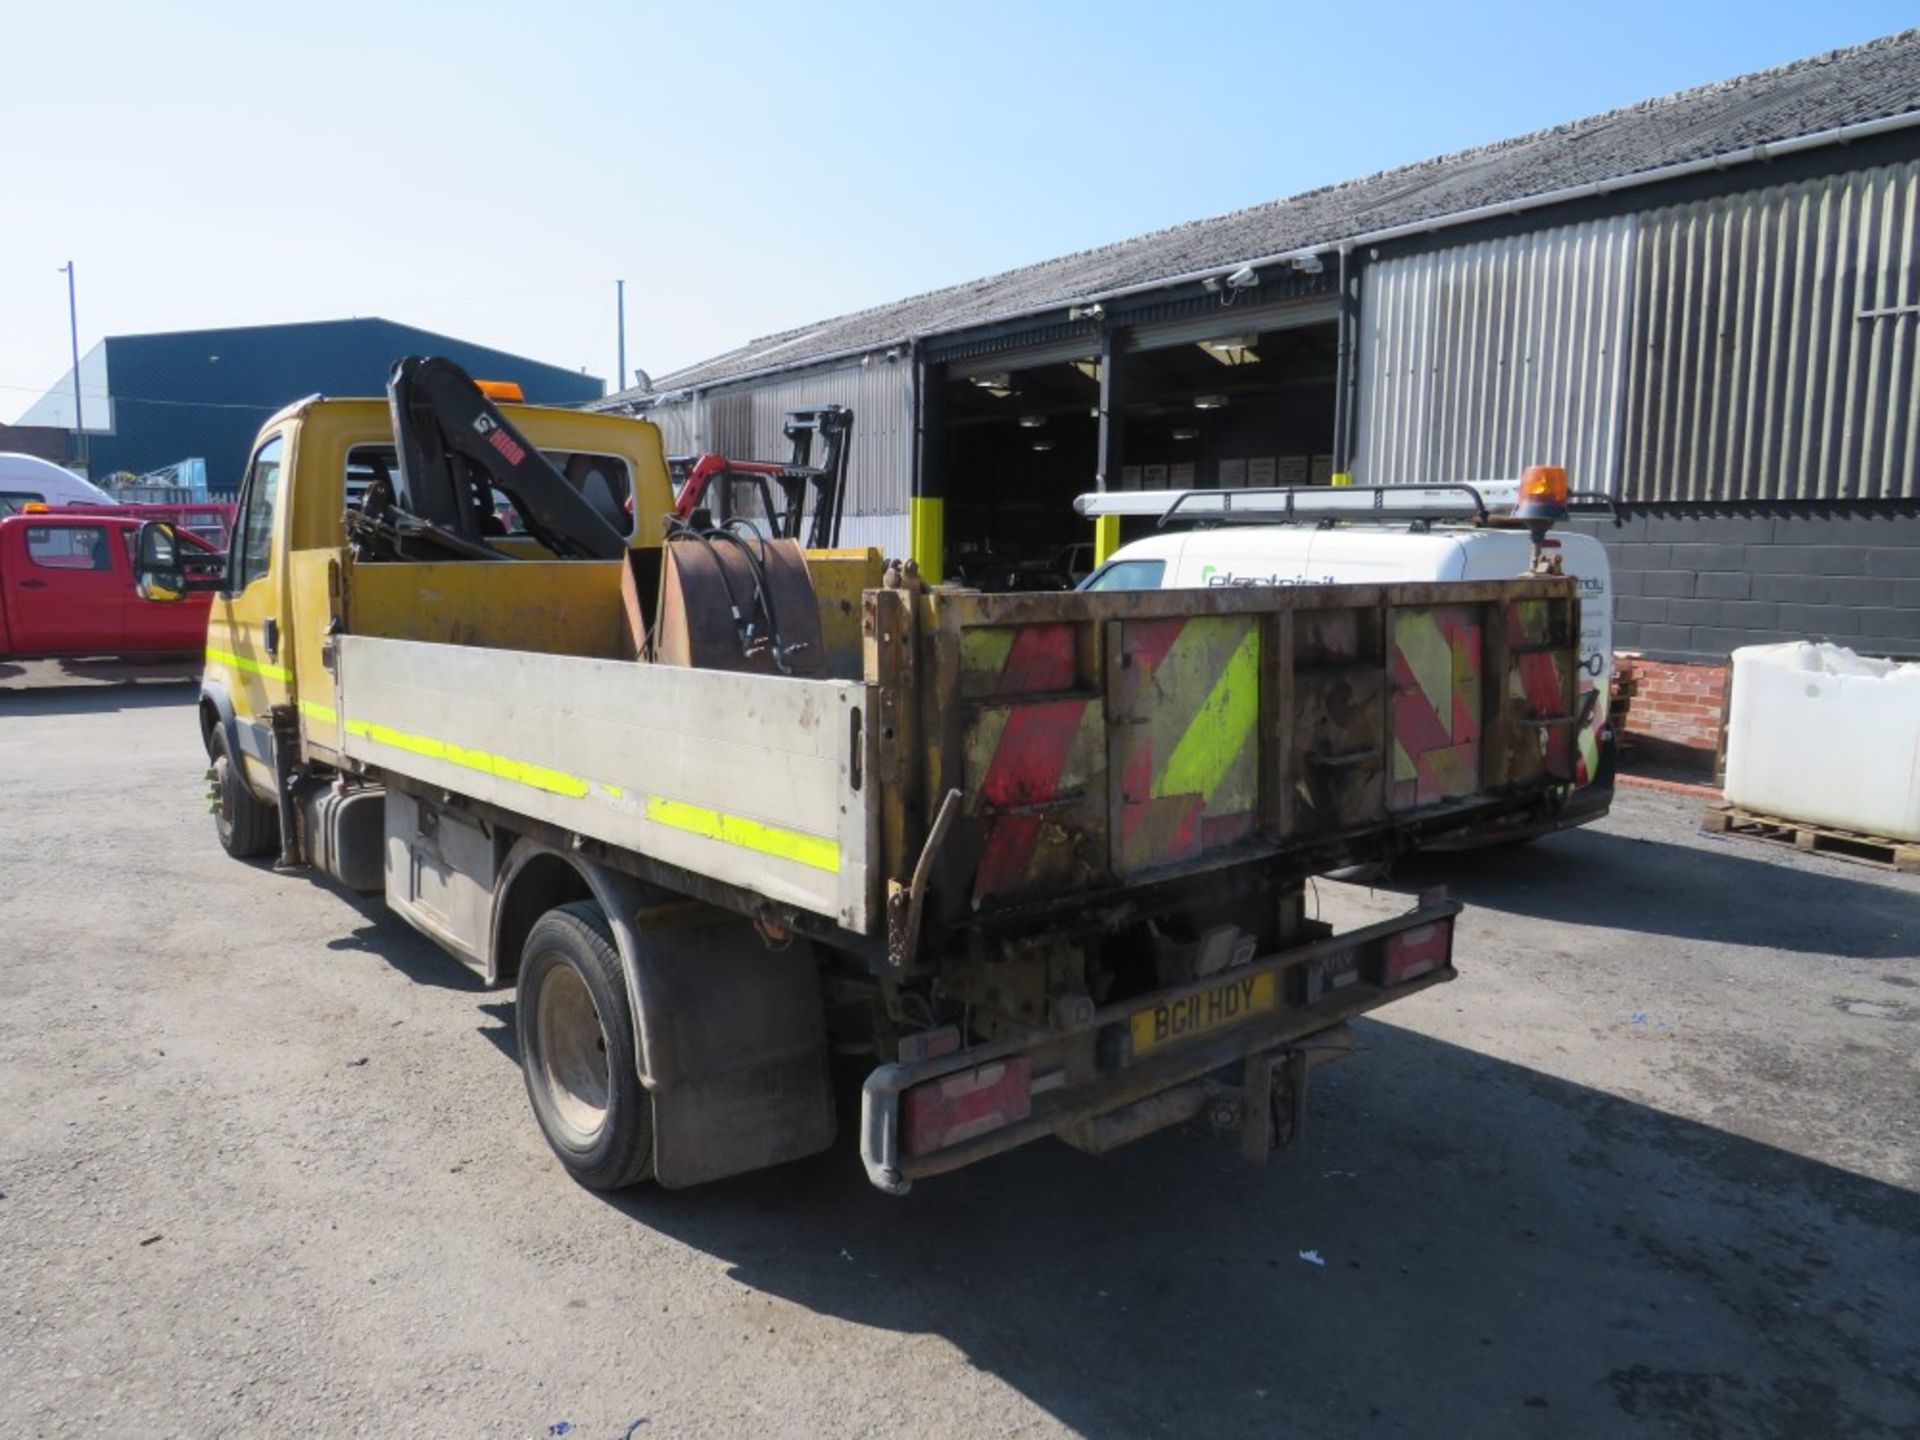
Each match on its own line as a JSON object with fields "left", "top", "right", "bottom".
{"left": 909, "top": 496, "right": 945, "bottom": 584}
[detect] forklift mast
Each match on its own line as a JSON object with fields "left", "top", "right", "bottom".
{"left": 670, "top": 405, "right": 852, "bottom": 549}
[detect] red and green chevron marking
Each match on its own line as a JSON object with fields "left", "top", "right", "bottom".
{"left": 1111, "top": 614, "right": 1261, "bottom": 874}
{"left": 1390, "top": 604, "right": 1483, "bottom": 809}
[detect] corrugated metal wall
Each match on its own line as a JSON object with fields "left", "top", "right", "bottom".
{"left": 838, "top": 512, "right": 913, "bottom": 556}
{"left": 1358, "top": 159, "right": 1920, "bottom": 503}
{"left": 1355, "top": 216, "right": 1636, "bottom": 492}
{"left": 639, "top": 396, "right": 700, "bottom": 454}
{"left": 631, "top": 358, "right": 916, "bottom": 532}
{"left": 1622, "top": 160, "right": 1920, "bottom": 502}
{"left": 722, "top": 358, "right": 915, "bottom": 518}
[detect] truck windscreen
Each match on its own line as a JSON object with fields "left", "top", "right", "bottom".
{"left": 344, "top": 445, "right": 635, "bottom": 539}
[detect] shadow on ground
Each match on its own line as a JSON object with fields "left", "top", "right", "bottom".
{"left": 0, "top": 669, "right": 198, "bottom": 717}
{"left": 274, "top": 767, "right": 1913, "bottom": 1434}
{"left": 1380, "top": 825, "right": 1917, "bottom": 960}
{"left": 600, "top": 1022, "right": 1920, "bottom": 1439}
{"left": 322, "top": 886, "right": 491, "bottom": 995}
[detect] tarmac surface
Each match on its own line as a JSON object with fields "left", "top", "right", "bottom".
{"left": 2, "top": 661, "right": 1916, "bottom": 1438}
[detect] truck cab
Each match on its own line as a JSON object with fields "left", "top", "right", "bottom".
{"left": 199, "top": 394, "right": 671, "bottom": 801}
{"left": 0, "top": 511, "right": 214, "bottom": 661}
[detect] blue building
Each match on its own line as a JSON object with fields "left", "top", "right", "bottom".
{"left": 17, "top": 317, "right": 603, "bottom": 495}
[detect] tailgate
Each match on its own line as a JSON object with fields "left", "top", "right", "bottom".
{"left": 868, "top": 577, "right": 1580, "bottom": 928}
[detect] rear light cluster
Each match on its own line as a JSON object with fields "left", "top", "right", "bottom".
{"left": 902, "top": 1058, "right": 1032, "bottom": 1158}
{"left": 1380, "top": 919, "right": 1452, "bottom": 986}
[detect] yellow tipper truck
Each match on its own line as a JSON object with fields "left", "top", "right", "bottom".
{"left": 135, "top": 357, "right": 1591, "bottom": 1195}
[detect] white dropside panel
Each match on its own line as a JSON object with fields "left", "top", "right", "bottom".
{"left": 335, "top": 636, "right": 874, "bottom": 931}
{"left": 1723, "top": 643, "right": 1920, "bottom": 842}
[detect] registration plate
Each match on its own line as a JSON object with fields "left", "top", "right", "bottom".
{"left": 1129, "top": 971, "right": 1277, "bottom": 1057}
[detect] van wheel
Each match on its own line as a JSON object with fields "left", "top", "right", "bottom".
{"left": 517, "top": 902, "right": 653, "bottom": 1190}
{"left": 210, "top": 727, "right": 275, "bottom": 859}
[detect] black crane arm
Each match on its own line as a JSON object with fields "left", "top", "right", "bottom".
{"left": 386, "top": 355, "right": 627, "bottom": 561}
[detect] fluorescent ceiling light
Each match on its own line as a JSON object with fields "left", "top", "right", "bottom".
{"left": 1193, "top": 394, "right": 1228, "bottom": 410}
{"left": 1197, "top": 336, "right": 1260, "bottom": 367}
{"left": 1019, "top": 414, "right": 1047, "bottom": 429}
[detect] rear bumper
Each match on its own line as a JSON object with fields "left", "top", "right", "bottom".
{"left": 859, "top": 899, "right": 1459, "bottom": 1193}
{"left": 1424, "top": 780, "right": 1614, "bottom": 849}
{"left": 1423, "top": 726, "right": 1617, "bottom": 851}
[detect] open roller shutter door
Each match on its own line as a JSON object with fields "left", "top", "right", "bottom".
{"left": 947, "top": 338, "right": 1103, "bottom": 379}
{"left": 1125, "top": 297, "right": 1341, "bottom": 352}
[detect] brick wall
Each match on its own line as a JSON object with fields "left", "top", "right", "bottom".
{"left": 1614, "top": 654, "right": 1728, "bottom": 766}
{"left": 0, "top": 423, "right": 72, "bottom": 465}
{"left": 1565, "top": 505, "right": 1920, "bottom": 662}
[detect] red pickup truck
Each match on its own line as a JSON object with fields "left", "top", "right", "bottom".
{"left": 0, "top": 511, "right": 216, "bottom": 661}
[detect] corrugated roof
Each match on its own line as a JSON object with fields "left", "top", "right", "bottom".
{"left": 610, "top": 30, "right": 1920, "bottom": 402}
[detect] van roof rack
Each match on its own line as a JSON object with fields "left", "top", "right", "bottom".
{"left": 1072, "top": 482, "right": 1613, "bottom": 530}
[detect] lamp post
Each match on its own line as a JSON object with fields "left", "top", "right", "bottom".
{"left": 57, "top": 261, "right": 85, "bottom": 474}
{"left": 616, "top": 278, "right": 627, "bottom": 394}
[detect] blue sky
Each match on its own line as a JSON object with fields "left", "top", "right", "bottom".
{"left": 1, "top": 1, "right": 1912, "bottom": 420}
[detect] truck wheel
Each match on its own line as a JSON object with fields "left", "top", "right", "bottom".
{"left": 210, "top": 727, "right": 275, "bottom": 859}
{"left": 517, "top": 902, "right": 653, "bottom": 1190}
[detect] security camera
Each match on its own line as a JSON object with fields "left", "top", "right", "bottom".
{"left": 1225, "top": 265, "right": 1260, "bottom": 289}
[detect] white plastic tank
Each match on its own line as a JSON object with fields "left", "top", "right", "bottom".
{"left": 1722, "top": 642, "right": 1920, "bottom": 841}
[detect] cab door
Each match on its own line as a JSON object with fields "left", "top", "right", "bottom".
{"left": 204, "top": 433, "right": 292, "bottom": 794}
{"left": 7, "top": 519, "right": 127, "bottom": 656}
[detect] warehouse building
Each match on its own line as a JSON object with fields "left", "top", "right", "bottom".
{"left": 16, "top": 317, "right": 602, "bottom": 495}
{"left": 606, "top": 32, "right": 1920, "bottom": 764}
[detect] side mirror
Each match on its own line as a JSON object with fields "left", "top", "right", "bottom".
{"left": 135, "top": 521, "right": 186, "bottom": 603}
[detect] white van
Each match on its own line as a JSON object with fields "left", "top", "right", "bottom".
{"left": 1076, "top": 481, "right": 1616, "bottom": 844}
{"left": 0, "top": 452, "right": 116, "bottom": 514}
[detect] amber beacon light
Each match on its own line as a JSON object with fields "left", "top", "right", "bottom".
{"left": 1513, "top": 465, "right": 1569, "bottom": 523}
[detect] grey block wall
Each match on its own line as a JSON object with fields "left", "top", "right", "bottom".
{"left": 1562, "top": 507, "right": 1920, "bottom": 662}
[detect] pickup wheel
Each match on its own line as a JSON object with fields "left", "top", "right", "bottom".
{"left": 516, "top": 902, "right": 653, "bottom": 1190}
{"left": 210, "top": 727, "right": 276, "bottom": 859}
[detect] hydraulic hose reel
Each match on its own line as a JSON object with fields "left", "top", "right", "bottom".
{"left": 651, "top": 528, "right": 824, "bottom": 677}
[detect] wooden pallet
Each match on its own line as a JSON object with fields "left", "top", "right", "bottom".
{"left": 1702, "top": 803, "right": 1920, "bottom": 874}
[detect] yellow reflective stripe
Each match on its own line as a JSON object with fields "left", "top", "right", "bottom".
{"left": 297, "top": 700, "right": 337, "bottom": 724}
{"left": 1156, "top": 624, "right": 1260, "bottom": 803}
{"left": 206, "top": 646, "right": 292, "bottom": 683}
{"left": 335, "top": 710, "right": 838, "bottom": 871}
{"left": 645, "top": 794, "right": 841, "bottom": 874}
{"left": 342, "top": 718, "right": 591, "bottom": 800}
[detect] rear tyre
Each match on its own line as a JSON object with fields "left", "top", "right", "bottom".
{"left": 517, "top": 902, "right": 653, "bottom": 1190}
{"left": 210, "top": 726, "right": 276, "bottom": 859}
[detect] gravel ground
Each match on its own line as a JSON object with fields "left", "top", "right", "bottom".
{"left": 2, "top": 663, "right": 1916, "bottom": 1439}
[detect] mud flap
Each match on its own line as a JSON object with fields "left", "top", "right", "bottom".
{"left": 633, "top": 916, "right": 837, "bottom": 1188}
{"left": 1241, "top": 1046, "right": 1311, "bottom": 1165}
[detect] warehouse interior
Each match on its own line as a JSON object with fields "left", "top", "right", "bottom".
{"left": 938, "top": 316, "right": 1339, "bottom": 585}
